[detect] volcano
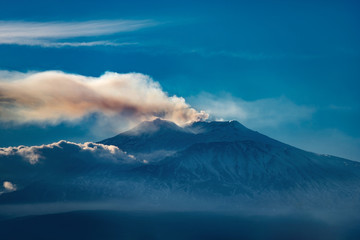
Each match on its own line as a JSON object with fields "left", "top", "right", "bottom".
{"left": 1, "top": 119, "right": 359, "bottom": 210}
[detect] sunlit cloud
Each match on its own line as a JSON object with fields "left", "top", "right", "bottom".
{"left": 0, "top": 140, "right": 134, "bottom": 164}
{"left": 0, "top": 181, "right": 17, "bottom": 195}
{"left": 3, "top": 181, "right": 16, "bottom": 191}
{"left": 0, "top": 20, "right": 156, "bottom": 47}
{"left": 0, "top": 140, "right": 140, "bottom": 197}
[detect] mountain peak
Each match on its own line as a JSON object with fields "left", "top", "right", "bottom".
{"left": 123, "top": 118, "right": 186, "bottom": 136}
{"left": 186, "top": 120, "right": 249, "bottom": 134}
{"left": 153, "top": 118, "right": 172, "bottom": 124}
{"left": 99, "top": 118, "right": 282, "bottom": 155}
{"left": 141, "top": 118, "right": 178, "bottom": 128}
{"left": 133, "top": 119, "right": 250, "bottom": 136}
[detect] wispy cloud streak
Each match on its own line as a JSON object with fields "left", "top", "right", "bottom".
{"left": 0, "top": 20, "right": 156, "bottom": 47}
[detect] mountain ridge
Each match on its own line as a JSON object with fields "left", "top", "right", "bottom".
{"left": 99, "top": 118, "right": 288, "bottom": 156}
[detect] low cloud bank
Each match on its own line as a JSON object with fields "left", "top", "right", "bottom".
{"left": 0, "top": 140, "right": 139, "bottom": 196}
{"left": 0, "top": 71, "right": 208, "bottom": 127}
{"left": 0, "top": 140, "right": 142, "bottom": 201}
{"left": 0, "top": 140, "right": 134, "bottom": 164}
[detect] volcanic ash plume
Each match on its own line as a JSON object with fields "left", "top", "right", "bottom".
{"left": 0, "top": 71, "right": 208, "bottom": 126}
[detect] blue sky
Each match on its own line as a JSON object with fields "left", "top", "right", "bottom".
{"left": 0, "top": 0, "right": 359, "bottom": 160}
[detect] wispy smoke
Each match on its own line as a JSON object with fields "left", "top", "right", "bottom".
{"left": 190, "top": 93, "right": 314, "bottom": 127}
{"left": 0, "top": 71, "right": 208, "bottom": 126}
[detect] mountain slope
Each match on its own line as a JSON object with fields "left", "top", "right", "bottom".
{"left": 99, "top": 119, "right": 285, "bottom": 155}
{"left": 100, "top": 118, "right": 195, "bottom": 154}
{"left": 127, "top": 139, "right": 360, "bottom": 208}
{"left": 103, "top": 119, "right": 360, "bottom": 206}
{"left": 0, "top": 119, "right": 359, "bottom": 209}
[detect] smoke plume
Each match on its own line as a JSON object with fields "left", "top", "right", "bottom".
{"left": 0, "top": 71, "right": 208, "bottom": 126}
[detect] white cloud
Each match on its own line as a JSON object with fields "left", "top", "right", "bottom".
{"left": 0, "top": 140, "right": 135, "bottom": 164}
{"left": 0, "top": 144, "right": 42, "bottom": 164}
{"left": 0, "top": 181, "right": 17, "bottom": 195}
{"left": 0, "top": 20, "right": 156, "bottom": 47}
{"left": 21, "top": 40, "right": 137, "bottom": 48}
{"left": 0, "top": 141, "right": 142, "bottom": 197}
{"left": 0, "top": 71, "right": 208, "bottom": 127}
{"left": 190, "top": 93, "right": 315, "bottom": 128}
{"left": 3, "top": 181, "right": 16, "bottom": 192}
